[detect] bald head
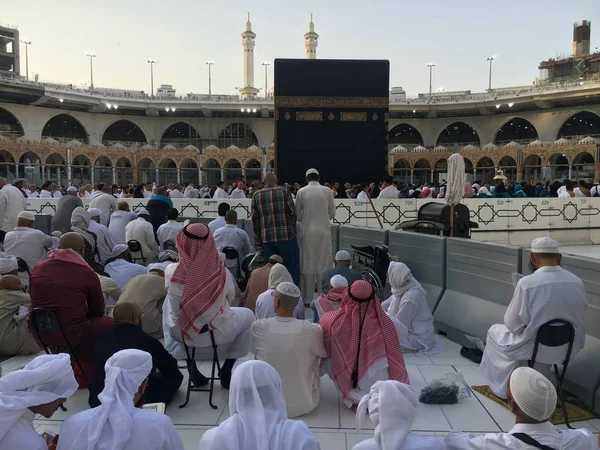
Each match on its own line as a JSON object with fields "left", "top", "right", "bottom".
{"left": 264, "top": 172, "right": 277, "bottom": 185}
{"left": 0, "top": 275, "right": 21, "bottom": 291}
{"left": 59, "top": 232, "right": 85, "bottom": 254}
{"left": 112, "top": 302, "right": 142, "bottom": 326}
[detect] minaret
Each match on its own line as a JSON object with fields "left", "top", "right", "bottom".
{"left": 239, "top": 12, "right": 259, "bottom": 99}
{"left": 304, "top": 13, "right": 319, "bottom": 59}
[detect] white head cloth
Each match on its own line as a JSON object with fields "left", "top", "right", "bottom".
{"left": 67, "top": 186, "right": 78, "bottom": 193}
{"left": 267, "top": 263, "right": 293, "bottom": 290}
{"left": 137, "top": 208, "right": 150, "bottom": 216}
{"left": 88, "top": 208, "right": 102, "bottom": 218}
{"left": 478, "top": 186, "right": 491, "bottom": 196}
{"left": 386, "top": 262, "right": 426, "bottom": 319}
{"left": 510, "top": 367, "right": 557, "bottom": 422}
{"left": 112, "top": 244, "right": 129, "bottom": 258}
{"left": 0, "top": 255, "right": 18, "bottom": 274}
{"left": 356, "top": 380, "right": 417, "bottom": 449}
{"left": 445, "top": 153, "right": 466, "bottom": 205}
{"left": 330, "top": 274, "right": 348, "bottom": 289}
{"left": 147, "top": 262, "right": 168, "bottom": 274}
{"left": 76, "top": 349, "right": 153, "bottom": 450}
{"left": 200, "top": 360, "right": 318, "bottom": 450}
{"left": 0, "top": 353, "right": 78, "bottom": 440}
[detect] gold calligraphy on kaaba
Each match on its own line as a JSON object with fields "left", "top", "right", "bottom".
{"left": 295, "top": 111, "right": 323, "bottom": 121}
{"left": 340, "top": 112, "right": 367, "bottom": 122}
{"left": 275, "top": 96, "right": 388, "bottom": 108}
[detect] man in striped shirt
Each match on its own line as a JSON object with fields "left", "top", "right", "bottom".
{"left": 251, "top": 172, "right": 300, "bottom": 284}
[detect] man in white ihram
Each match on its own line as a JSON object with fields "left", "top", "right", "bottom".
{"left": 58, "top": 348, "right": 184, "bottom": 450}
{"left": 213, "top": 209, "right": 253, "bottom": 277}
{"left": 0, "top": 177, "right": 27, "bottom": 242}
{"left": 295, "top": 168, "right": 335, "bottom": 303}
{"left": 446, "top": 367, "right": 600, "bottom": 449}
{"left": 480, "top": 237, "right": 588, "bottom": 399}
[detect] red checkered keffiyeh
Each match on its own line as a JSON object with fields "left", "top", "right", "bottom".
{"left": 320, "top": 280, "right": 408, "bottom": 404}
{"left": 171, "top": 223, "right": 226, "bottom": 342}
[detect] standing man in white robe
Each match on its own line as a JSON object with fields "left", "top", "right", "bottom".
{"left": 0, "top": 177, "right": 27, "bottom": 242}
{"left": 480, "top": 237, "right": 588, "bottom": 399}
{"left": 89, "top": 184, "right": 118, "bottom": 227}
{"left": 295, "top": 168, "right": 335, "bottom": 304}
{"left": 0, "top": 353, "right": 78, "bottom": 450}
{"left": 88, "top": 208, "right": 116, "bottom": 264}
{"left": 213, "top": 181, "right": 229, "bottom": 199}
{"left": 57, "top": 349, "right": 184, "bottom": 450}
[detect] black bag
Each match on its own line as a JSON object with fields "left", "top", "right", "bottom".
{"left": 512, "top": 433, "right": 556, "bottom": 450}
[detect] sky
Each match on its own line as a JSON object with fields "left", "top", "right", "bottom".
{"left": 4, "top": 0, "right": 600, "bottom": 97}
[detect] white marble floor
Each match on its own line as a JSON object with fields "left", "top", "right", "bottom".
{"left": 31, "top": 335, "right": 600, "bottom": 450}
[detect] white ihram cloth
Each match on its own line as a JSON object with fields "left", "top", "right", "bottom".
{"left": 251, "top": 317, "right": 327, "bottom": 417}
{"left": 445, "top": 153, "right": 465, "bottom": 206}
{"left": 169, "top": 189, "right": 184, "bottom": 198}
{"left": 296, "top": 181, "right": 335, "bottom": 302}
{"left": 381, "top": 262, "right": 440, "bottom": 355}
{"left": 0, "top": 354, "right": 78, "bottom": 450}
{"left": 357, "top": 191, "right": 369, "bottom": 200}
{"left": 480, "top": 265, "right": 588, "bottom": 398}
{"left": 377, "top": 185, "right": 399, "bottom": 199}
{"left": 3, "top": 226, "right": 54, "bottom": 271}
{"left": 198, "top": 360, "right": 320, "bottom": 450}
{"left": 125, "top": 218, "right": 160, "bottom": 263}
{"left": 89, "top": 220, "right": 117, "bottom": 264}
{"left": 0, "top": 184, "right": 27, "bottom": 233}
{"left": 213, "top": 224, "right": 253, "bottom": 275}
{"left": 354, "top": 381, "right": 445, "bottom": 450}
{"left": 229, "top": 188, "right": 246, "bottom": 199}
{"left": 39, "top": 189, "right": 53, "bottom": 199}
{"left": 89, "top": 193, "right": 118, "bottom": 227}
{"left": 143, "top": 190, "right": 153, "bottom": 199}
{"left": 157, "top": 220, "right": 182, "bottom": 250}
{"left": 57, "top": 349, "right": 184, "bottom": 450}
{"left": 255, "top": 264, "right": 305, "bottom": 320}
{"left": 213, "top": 187, "right": 229, "bottom": 199}
{"left": 108, "top": 211, "right": 137, "bottom": 244}
{"left": 208, "top": 216, "right": 226, "bottom": 234}
{"left": 445, "top": 422, "right": 598, "bottom": 450}
{"left": 104, "top": 259, "right": 148, "bottom": 289}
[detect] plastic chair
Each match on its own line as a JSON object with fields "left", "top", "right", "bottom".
{"left": 127, "top": 240, "right": 146, "bottom": 265}
{"left": 222, "top": 246, "right": 241, "bottom": 281}
{"left": 528, "top": 319, "right": 575, "bottom": 429}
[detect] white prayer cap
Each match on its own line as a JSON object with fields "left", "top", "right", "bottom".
{"left": 52, "top": 230, "right": 62, "bottom": 238}
{"left": 137, "top": 208, "right": 150, "bottom": 216}
{"left": 276, "top": 281, "right": 301, "bottom": 298}
{"left": 148, "top": 262, "right": 168, "bottom": 274}
{"left": 112, "top": 243, "right": 129, "bottom": 258}
{"left": 0, "top": 353, "right": 78, "bottom": 440}
{"left": 510, "top": 367, "right": 557, "bottom": 422}
{"left": 87, "top": 208, "right": 102, "bottom": 218}
{"left": 335, "top": 250, "right": 351, "bottom": 261}
{"left": 268, "top": 254, "right": 283, "bottom": 264}
{"left": 17, "top": 210, "right": 35, "bottom": 221}
{"left": 0, "top": 255, "right": 18, "bottom": 274}
{"left": 305, "top": 168, "right": 319, "bottom": 177}
{"left": 330, "top": 274, "right": 348, "bottom": 289}
{"left": 66, "top": 186, "right": 78, "bottom": 193}
{"left": 531, "top": 237, "right": 559, "bottom": 254}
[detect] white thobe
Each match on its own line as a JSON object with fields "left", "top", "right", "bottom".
{"left": 445, "top": 422, "right": 599, "bottom": 450}
{"left": 574, "top": 187, "right": 587, "bottom": 197}
{"left": 104, "top": 259, "right": 148, "bottom": 289}
{"left": 295, "top": 181, "right": 335, "bottom": 302}
{"left": 125, "top": 218, "right": 160, "bottom": 263}
{"left": 213, "top": 224, "right": 253, "bottom": 275}
{"left": 213, "top": 187, "right": 229, "bottom": 199}
{"left": 0, "top": 185, "right": 27, "bottom": 233}
{"left": 558, "top": 191, "right": 574, "bottom": 198}
{"left": 52, "top": 191, "right": 62, "bottom": 199}
{"left": 3, "top": 227, "right": 54, "bottom": 271}
{"left": 1, "top": 409, "right": 47, "bottom": 450}
{"left": 143, "top": 190, "right": 153, "bottom": 199}
{"left": 357, "top": 191, "right": 369, "bottom": 200}
{"left": 199, "top": 187, "right": 212, "bottom": 198}
{"left": 169, "top": 189, "right": 184, "bottom": 198}
{"left": 108, "top": 211, "right": 137, "bottom": 243}
{"left": 97, "top": 274, "right": 121, "bottom": 305}
{"left": 252, "top": 317, "right": 327, "bottom": 418}
{"left": 39, "top": 189, "right": 52, "bottom": 199}
{"left": 480, "top": 265, "right": 588, "bottom": 398}
{"left": 57, "top": 407, "right": 184, "bottom": 450}
{"left": 157, "top": 220, "right": 182, "bottom": 250}
{"left": 208, "top": 216, "right": 226, "bottom": 234}
{"left": 88, "top": 220, "right": 116, "bottom": 264}
{"left": 84, "top": 191, "right": 92, "bottom": 199}
{"left": 377, "top": 185, "right": 399, "bottom": 199}
{"left": 229, "top": 188, "right": 246, "bottom": 199}
{"left": 89, "top": 193, "right": 118, "bottom": 227}
{"left": 255, "top": 289, "right": 305, "bottom": 320}
{"left": 28, "top": 191, "right": 39, "bottom": 198}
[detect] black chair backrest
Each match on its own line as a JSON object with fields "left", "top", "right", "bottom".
{"left": 163, "top": 240, "right": 176, "bottom": 251}
{"left": 536, "top": 319, "right": 575, "bottom": 347}
{"left": 222, "top": 247, "right": 239, "bottom": 261}
{"left": 128, "top": 240, "right": 142, "bottom": 253}
{"left": 30, "top": 308, "right": 62, "bottom": 335}
{"left": 16, "top": 257, "right": 30, "bottom": 275}
{"left": 241, "top": 255, "right": 254, "bottom": 275}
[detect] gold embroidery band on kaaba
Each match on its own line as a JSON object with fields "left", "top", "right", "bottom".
{"left": 275, "top": 96, "right": 388, "bottom": 108}
{"left": 296, "top": 111, "right": 323, "bottom": 121}
{"left": 340, "top": 112, "right": 367, "bottom": 122}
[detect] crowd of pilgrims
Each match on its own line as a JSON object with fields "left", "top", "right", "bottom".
{"left": 0, "top": 171, "right": 599, "bottom": 449}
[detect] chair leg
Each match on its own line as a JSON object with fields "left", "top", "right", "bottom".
{"left": 554, "top": 364, "right": 572, "bottom": 429}
{"left": 59, "top": 404, "right": 67, "bottom": 411}
{"left": 73, "top": 357, "right": 91, "bottom": 386}
{"left": 208, "top": 352, "right": 218, "bottom": 410}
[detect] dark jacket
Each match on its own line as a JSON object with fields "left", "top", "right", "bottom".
{"left": 51, "top": 195, "right": 84, "bottom": 233}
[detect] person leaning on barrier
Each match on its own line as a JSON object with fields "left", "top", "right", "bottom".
{"left": 51, "top": 186, "right": 83, "bottom": 234}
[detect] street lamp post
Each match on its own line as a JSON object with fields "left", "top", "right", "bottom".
{"left": 205, "top": 60, "right": 215, "bottom": 97}
{"left": 426, "top": 63, "right": 436, "bottom": 103}
{"left": 85, "top": 52, "right": 97, "bottom": 88}
{"left": 20, "top": 40, "right": 32, "bottom": 80}
{"left": 262, "top": 61, "right": 271, "bottom": 99}
{"left": 486, "top": 55, "right": 497, "bottom": 91}
{"left": 147, "top": 59, "right": 157, "bottom": 98}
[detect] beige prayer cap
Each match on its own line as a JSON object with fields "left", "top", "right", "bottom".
{"left": 510, "top": 367, "right": 557, "bottom": 422}
{"left": 305, "top": 168, "right": 319, "bottom": 177}
{"left": 335, "top": 250, "right": 351, "bottom": 261}
{"left": 268, "top": 254, "right": 283, "bottom": 264}
{"left": 17, "top": 211, "right": 35, "bottom": 221}
{"left": 276, "top": 281, "right": 301, "bottom": 309}
{"left": 531, "top": 237, "right": 559, "bottom": 254}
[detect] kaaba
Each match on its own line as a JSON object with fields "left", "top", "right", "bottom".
{"left": 274, "top": 59, "right": 390, "bottom": 184}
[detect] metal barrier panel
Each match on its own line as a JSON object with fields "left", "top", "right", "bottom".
{"left": 388, "top": 231, "right": 446, "bottom": 313}
{"left": 34, "top": 215, "right": 52, "bottom": 236}
{"left": 434, "top": 239, "right": 521, "bottom": 347}
{"left": 331, "top": 225, "right": 340, "bottom": 260}
{"left": 522, "top": 250, "right": 600, "bottom": 412}
{"left": 243, "top": 219, "right": 255, "bottom": 249}
{"left": 338, "top": 225, "right": 389, "bottom": 254}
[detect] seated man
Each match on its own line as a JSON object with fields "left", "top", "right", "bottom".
{"left": 255, "top": 263, "right": 305, "bottom": 320}
{"left": 445, "top": 367, "right": 600, "bottom": 450}
{"left": 320, "top": 280, "right": 409, "bottom": 409}
{"left": 320, "top": 250, "right": 362, "bottom": 294}
{"left": 157, "top": 208, "right": 182, "bottom": 250}
{"left": 0, "top": 275, "right": 40, "bottom": 356}
{"left": 97, "top": 273, "right": 122, "bottom": 305}
{"left": 312, "top": 274, "right": 347, "bottom": 323}
{"left": 59, "top": 349, "right": 184, "bottom": 450}
{"left": 113, "top": 263, "right": 168, "bottom": 338}
{"left": 29, "top": 233, "right": 115, "bottom": 370}
{"left": 4, "top": 211, "right": 55, "bottom": 271}
{"left": 213, "top": 209, "right": 253, "bottom": 277}
{"left": 104, "top": 244, "right": 148, "bottom": 289}
{"left": 208, "top": 202, "right": 230, "bottom": 234}
{"left": 480, "top": 237, "right": 588, "bottom": 398}
{"left": 87, "top": 208, "right": 116, "bottom": 264}
{"left": 0, "top": 354, "right": 78, "bottom": 450}
{"left": 125, "top": 209, "right": 160, "bottom": 264}
{"left": 242, "top": 254, "right": 283, "bottom": 312}
{"left": 252, "top": 282, "right": 327, "bottom": 418}
{"left": 89, "top": 303, "right": 183, "bottom": 408}
{"left": 108, "top": 201, "right": 137, "bottom": 244}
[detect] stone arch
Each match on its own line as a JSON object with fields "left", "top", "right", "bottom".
{"left": 19, "top": 151, "right": 42, "bottom": 165}
{"left": 42, "top": 114, "right": 89, "bottom": 143}
{"left": 218, "top": 122, "right": 259, "bottom": 148}
{"left": 464, "top": 158, "right": 474, "bottom": 176}
{"left": 547, "top": 153, "right": 570, "bottom": 181}
{"left": 102, "top": 119, "right": 147, "bottom": 145}
{"left": 556, "top": 111, "right": 600, "bottom": 140}
{"left": 0, "top": 106, "right": 24, "bottom": 138}
{"left": 223, "top": 159, "right": 242, "bottom": 185}
{"left": 203, "top": 158, "right": 221, "bottom": 186}
{"left": 137, "top": 157, "right": 156, "bottom": 185}
{"left": 159, "top": 157, "right": 176, "bottom": 169}
{"left": 413, "top": 158, "right": 431, "bottom": 185}
{"left": 267, "top": 159, "right": 274, "bottom": 169}
{"left": 245, "top": 158, "right": 261, "bottom": 168}
{"left": 72, "top": 154, "right": 92, "bottom": 185}
{"left": 115, "top": 156, "right": 133, "bottom": 186}
{"left": 436, "top": 121, "right": 481, "bottom": 147}
{"left": 158, "top": 157, "right": 177, "bottom": 185}
{"left": 0, "top": 150, "right": 16, "bottom": 179}
{"left": 93, "top": 156, "right": 113, "bottom": 185}
{"left": 224, "top": 159, "right": 242, "bottom": 169}
{"left": 572, "top": 151, "right": 595, "bottom": 180}
{"left": 161, "top": 121, "right": 201, "bottom": 146}
{"left": 522, "top": 154, "right": 543, "bottom": 182}
{"left": 179, "top": 157, "right": 198, "bottom": 185}
{"left": 476, "top": 156, "right": 495, "bottom": 184}
{"left": 245, "top": 158, "right": 262, "bottom": 183}
{"left": 498, "top": 155, "right": 518, "bottom": 183}
{"left": 203, "top": 158, "right": 221, "bottom": 169}
{"left": 388, "top": 123, "right": 424, "bottom": 146}
{"left": 494, "top": 117, "right": 538, "bottom": 144}
{"left": 393, "top": 158, "right": 411, "bottom": 183}
{"left": 45, "top": 153, "right": 65, "bottom": 165}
